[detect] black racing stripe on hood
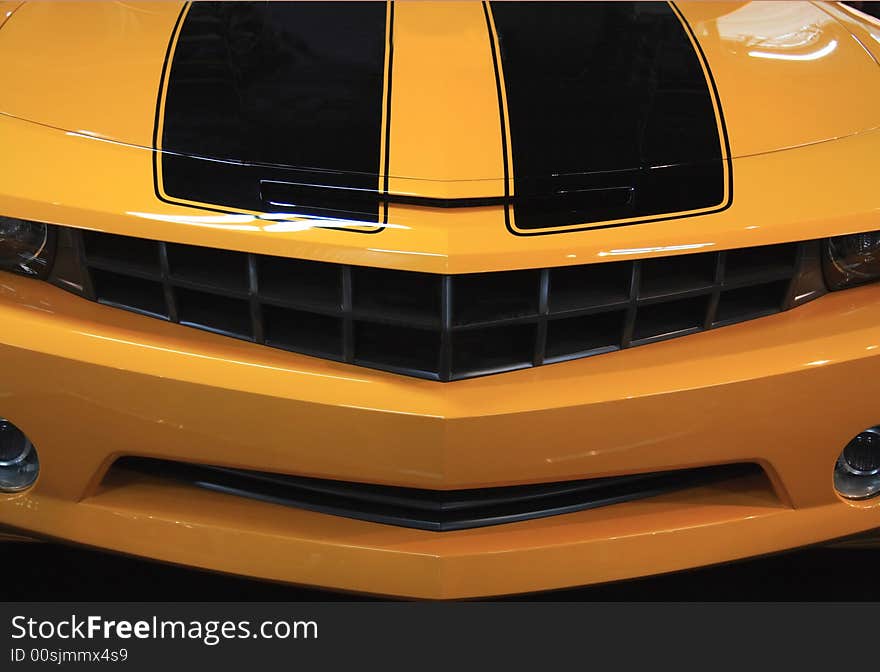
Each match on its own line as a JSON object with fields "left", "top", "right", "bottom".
{"left": 489, "top": 1, "right": 731, "bottom": 234}
{"left": 155, "top": 1, "right": 391, "bottom": 229}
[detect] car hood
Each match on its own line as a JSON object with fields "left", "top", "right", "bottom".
{"left": 1, "top": 1, "right": 878, "bottom": 230}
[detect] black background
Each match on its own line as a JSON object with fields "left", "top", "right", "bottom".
{"left": 3, "top": 541, "right": 880, "bottom": 601}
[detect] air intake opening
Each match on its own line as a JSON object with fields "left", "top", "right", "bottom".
{"left": 108, "top": 457, "right": 764, "bottom": 532}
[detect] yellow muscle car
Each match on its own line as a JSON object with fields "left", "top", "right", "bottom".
{"left": 1, "top": 1, "right": 880, "bottom": 598}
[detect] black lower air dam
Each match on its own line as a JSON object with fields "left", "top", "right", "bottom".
{"left": 112, "top": 458, "right": 762, "bottom": 531}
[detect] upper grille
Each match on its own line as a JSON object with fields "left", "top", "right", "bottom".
{"left": 50, "top": 227, "right": 822, "bottom": 381}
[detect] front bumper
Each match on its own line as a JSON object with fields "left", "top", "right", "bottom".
{"left": 2, "top": 270, "right": 880, "bottom": 598}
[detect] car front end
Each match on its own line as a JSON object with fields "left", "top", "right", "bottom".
{"left": 2, "top": 0, "right": 880, "bottom": 598}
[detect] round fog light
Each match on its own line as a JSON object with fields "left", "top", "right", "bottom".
{"left": 0, "top": 419, "right": 40, "bottom": 492}
{"left": 834, "top": 428, "right": 880, "bottom": 500}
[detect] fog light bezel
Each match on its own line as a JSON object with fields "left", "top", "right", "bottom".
{"left": 0, "top": 419, "right": 40, "bottom": 493}
{"left": 834, "top": 428, "right": 880, "bottom": 501}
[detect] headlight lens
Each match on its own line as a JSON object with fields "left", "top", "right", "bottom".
{"left": 823, "top": 231, "right": 880, "bottom": 290}
{"left": 0, "top": 216, "right": 54, "bottom": 278}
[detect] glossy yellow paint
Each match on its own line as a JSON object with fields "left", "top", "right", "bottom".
{"left": 3, "top": 269, "right": 880, "bottom": 596}
{"left": 0, "top": 2, "right": 182, "bottom": 146}
{"left": 682, "top": 2, "right": 880, "bottom": 157}
{"left": 0, "top": 2, "right": 23, "bottom": 30}
{"left": 387, "top": 1, "right": 506, "bottom": 199}
{"left": 3, "top": 107, "right": 880, "bottom": 275}
{"left": 3, "top": 2, "right": 877, "bottom": 165}
{"left": 1, "top": 1, "right": 880, "bottom": 597}
{"left": 0, "top": 2, "right": 877, "bottom": 272}
{"left": 819, "top": 2, "right": 880, "bottom": 65}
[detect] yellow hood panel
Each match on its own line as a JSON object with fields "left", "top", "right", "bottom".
{"left": 1, "top": 1, "right": 878, "bottom": 167}
{"left": 0, "top": 1, "right": 878, "bottom": 272}
{"left": 681, "top": 1, "right": 880, "bottom": 157}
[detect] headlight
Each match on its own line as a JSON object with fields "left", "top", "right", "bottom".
{"left": 0, "top": 216, "right": 55, "bottom": 279}
{"left": 823, "top": 231, "right": 880, "bottom": 290}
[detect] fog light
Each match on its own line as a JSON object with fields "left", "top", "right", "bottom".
{"left": 834, "top": 428, "right": 880, "bottom": 500}
{"left": 0, "top": 419, "right": 40, "bottom": 492}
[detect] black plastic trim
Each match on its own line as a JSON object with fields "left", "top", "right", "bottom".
{"left": 59, "top": 226, "right": 820, "bottom": 381}
{"left": 113, "top": 457, "right": 762, "bottom": 531}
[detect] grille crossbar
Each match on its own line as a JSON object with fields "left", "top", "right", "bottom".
{"left": 54, "top": 228, "right": 818, "bottom": 381}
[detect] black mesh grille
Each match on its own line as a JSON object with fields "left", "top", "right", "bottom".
{"left": 61, "top": 228, "right": 814, "bottom": 381}
{"left": 112, "top": 457, "right": 763, "bottom": 531}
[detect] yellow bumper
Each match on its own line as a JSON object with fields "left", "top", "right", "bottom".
{"left": 2, "top": 270, "right": 880, "bottom": 598}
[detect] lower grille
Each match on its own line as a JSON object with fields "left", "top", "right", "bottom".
{"left": 48, "top": 226, "right": 825, "bottom": 381}
{"left": 112, "top": 457, "right": 762, "bottom": 531}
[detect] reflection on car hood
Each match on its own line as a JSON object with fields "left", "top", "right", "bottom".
{"left": 0, "top": 1, "right": 878, "bottom": 229}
